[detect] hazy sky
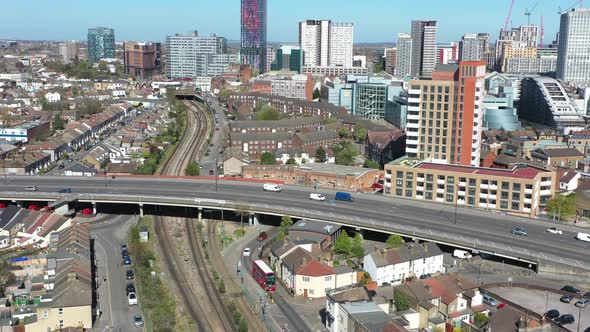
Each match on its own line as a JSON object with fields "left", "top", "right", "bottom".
{"left": 0, "top": 0, "right": 581, "bottom": 43}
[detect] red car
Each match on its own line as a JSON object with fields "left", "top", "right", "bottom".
{"left": 257, "top": 232, "right": 268, "bottom": 241}
{"left": 215, "top": 127, "right": 220, "bottom": 131}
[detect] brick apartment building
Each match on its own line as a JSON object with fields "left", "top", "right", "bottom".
{"left": 228, "top": 92, "right": 346, "bottom": 119}
{"left": 229, "top": 132, "right": 293, "bottom": 157}
{"left": 123, "top": 42, "right": 161, "bottom": 78}
{"left": 292, "top": 130, "right": 339, "bottom": 148}
{"left": 230, "top": 117, "right": 322, "bottom": 134}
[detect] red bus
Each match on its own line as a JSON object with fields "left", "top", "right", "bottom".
{"left": 252, "top": 260, "right": 276, "bottom": 292}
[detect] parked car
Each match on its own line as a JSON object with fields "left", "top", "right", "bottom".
{"left": 128, "top": 292, "right": 138, "bottom": 305}
{"left": 561, "top": 285, "right": 581, "bottom": 294}
{"left": 121, "top": 248, "right": 129, "bottom": 258}
{"left": 256, "top": 232, "right": 268, "bottom": 241}
{"left": 453, "top": 249, "right": 472, "bottom": 259}
{"left": 511, "top": 227, "right": 527, "bottom": 236}
{"left": 58, "top": 188, "right": 72, "bottom": 194}
{"left": 335, "top": 192, "right": 354, "bottom": 202}
{"left": 133, "top": 315, "right": 144, "bottom": 327}
{"left": 309, "top": 193, "right": 326, "bottom": 201}
{"left": 556, "top": 314, "right": 575, "bottom": 325}
{"left": 545, "top": 309, "right": 560, "bottom": 320}
{"left": 209, "top": 144, "right": 214, "bottom": 147}
{"left": 123, "top": 255, "right": 132, "bottom": 265}
{"left": 121, "top": 243, "right": 128, "bottom": 251}
{"left": 58, "top": 164, "right": 65, "bottom": 169}
{"left": 546, "top": 227, "right": 563, "bottom": 235}
{"left": 24, "top": 186, "right": 38, "bottom": 192}
{"left": 560, "top": 294, "right": 573, "bottom": 303}
{"left": 209, "top": 170, "right": 214, "bottom": 175}
{"left": 242, "top": 248, "right": 251, "bottom": 257}
{"left": 575, "top": 298, "right": 590, "bottom": 308}
{"left": 483, "top": 294, "right": 498, "bottom": 306}
{"left": 584, "top": 291, "right": 590, "bottom": 297}
{"left": 126, "top": 283, "right": 135, "bottom": 295}
{"left": 126, "top": 270, "right": 134, "bottom": 280}
{"left": 263, "top": 183, "right": 282, "bottom": 192}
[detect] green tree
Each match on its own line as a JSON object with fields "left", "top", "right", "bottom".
{"left": 394, "top": 291, "right": 410, "bottom": 311}
{"left": 239, "top": 318, "right": 248, "bottom": 332}
{"left": 53, "top": 113, "right": 65, "bottom": 130}
{"left": 219, "top": 89, "right": 231, "bottom": 102}
{"left": 373, "top": 62, "right": 383, "bottom": 73}
{"left": 338, "top": 126, "right": 349, "bottom": 138}
{"left": 286, "top": 158, "right": 297, "bottom": 165}
{"left": 386, "top": 234, "right": 405, "bottom": 248}
{"left": 351, "top": 233, "right": 365, "bottom": 259}
{"left": 334, "top": 232, "right": 352, "bottom": 255}
{"left": 278, "top": 215, "right": 294, "bottom": 239}
{"left": 78, "top": 98, "right": 104, "bottom": 115}
{"left": 364, "top": 159, "right": 380, "bottom": 169}
{"left": 313, "top": 88, "right": 321, "bottom": 99}
{"left": 185, "top": 161, "right": 201, "bottom": 176}
{"left": 260, "top": 152, "right": 276, "bottom": 165}
{"left": 315, "top": 146, "right": 327, "bottom": 163}
{"left": 547, "top": 194, "right": 576, "bottom": 220}
{"left": 354, "top": 124, "right": 368, "bottom": 142}
{"left": 257, "top": 105, "right": 281, "bottom": 120}
{"left": 474, "top": 312, "right": 489, "bottom": 328}
{"left": 218, "top": 280, "right": 226, "bottom": 294}
{"left": 166, "top": 88, "right": 176, "bottom": 104}
{"left": 98, "top": 61, "right": 108, "bottom": 72}
{"left": 332, "top": 142, "right": 358, "bottom": 166}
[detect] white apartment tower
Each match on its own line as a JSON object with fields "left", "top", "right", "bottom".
{"left": 410, "top": 20, "right": 438, "bottom": 78}
{"left": 395, "top": 33, "right": 412, "bottom": 77}
{"left": 557, "top": 8, "right": 590, "bottom": 85}
{"left": 459, "top": 34, "right": 482, "bottom": 61}
{"left": 299, "top": 20, "right": 354, "bottom": 67}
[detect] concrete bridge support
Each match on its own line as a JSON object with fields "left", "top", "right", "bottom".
{"left": 139, "top": 204, "right": 144, "bottom": 218}
{"left": 198, "top": 207, "right": 202, "bottom": 222}
{"left": 248, "top": 213, "right": 259, "bottom": 227}
{"left": 92, "top": 202, "right": 97, "bottom": 215}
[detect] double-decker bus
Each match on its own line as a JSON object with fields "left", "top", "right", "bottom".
{"left": 252, "top": 259, "right": 276, "bottom": 292}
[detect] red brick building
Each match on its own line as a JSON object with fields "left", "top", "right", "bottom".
{"left": 123, "top": 42, "right": 161, "bottom": 78}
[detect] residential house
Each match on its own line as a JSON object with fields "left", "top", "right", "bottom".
{"left": 288, "top": 219, "right": 342, "bottom": 251}
{"left": 560, "top": 171, "right": 581, "bottom": 191}
{"left": 0, "top": 152, "right": 51, "bottom": 175}
{"left": 222, "top": 148, "right": 250, "bottom": 176}
{"left": 230, "top": 117, "right": 322, "bottom": 134}
{"left": 229, "top": 132, "right": 293, "bottom": 157}
{"left": 292, "top": 130, "right": 339, "bottom": 149}
{"left": 364, "top": 130, "right": 406, "bottom": 167}
{"left": 82, "top": 145, "right": 109, "bottom": 170}
{"left": 44, "top": 92, "right": 61, "bottom": 103}
{"left": 363, "top": 242, "right": 444, "bottom": 286}
{"left": 530, "top": 148, "right": 585, "bottom": 168}
{"left": 280, "top": 247, "right": 314, "bottom": 293}
{"left": 63, "top": 163, "right": 98, "bottom": 177}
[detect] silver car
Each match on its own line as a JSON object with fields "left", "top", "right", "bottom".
{"left": 133, "top": 314, "right": 144, "bottom": 327}
{"left": 576, "top": 298, "right": 590, "bottom": 308}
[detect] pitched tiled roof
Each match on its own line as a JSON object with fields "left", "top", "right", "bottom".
{"left": 297, "top": 260, "right": 335, "bottom": 277}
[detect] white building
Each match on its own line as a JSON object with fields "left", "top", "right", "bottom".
{"left": 557, "top": 8, "right": 590, "bottom": 85}
{"left": 459, "top": 34, "right": 482, "bottom": 61}
{"left": 395, "top": 33, "right": 412, "bottom": 77}
{"left": 299, "top": 20, "right": 353, "bottom": 67}
{"left": 59, "top": 41, "right": 81, "bottom": 64}
{"left": 410, "top": 20, "right": 437, "bottom": 78}
{"left": 363, "top": 242, "right": 444, "bottom": 286}
{"left": 44, "top": 92, "right": 61, "bottom": 103}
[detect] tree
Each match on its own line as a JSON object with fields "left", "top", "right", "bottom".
{"left": 338, "top": 126, "right": 349, "bottom": 138}
{"left": 185, "top": 161, "right": 200, "bottom": 176}
{"left": 373, "top": 62, "right": 384, "bottom": 73}
{"left": 278, "top": 215, "right": 293, "bottom": 239}
{"left": 546, "top": 194, "right": 576, "bottom": 220}
{"left": 332, "top": 142, "right": 358, "bottom": 166}
{"left": 313, "top": 88, "right": 321, "bottom": 100}
{"left": 386, "top": 234, "right": 405, "bottom": 248}
{"left": 474, "top": 312, "right": 489, "bottom": 328}
{"left": 351, "top": 233, "right": 365, "bottom": 259}
{"left": 257, "top": 105, "right": 281, "bottom": 121}
{"left": 363, "top": 159, "right": 380, "bottom": 169}
{"left": 315, "top": 146, "right": 327, "bottom": 163}
{"left": 78, "top": 98, "right": 104, "bottom": 115}
{"left": 260, "top": 152, "right": 276, "bottom": 165}
{"left": 218, "top": 280, "right": 226, "bottom": 294}
{"left": 98, "top": 61, "right": 108, "bottom": 72}
{"left": 334, "top": 232, "right": 352, "bottom": 255}
{"left": 239, "top": 318, "right": 248, "bottom": 332}
{"left": 354, "top": 124, "right": 368, "bottom": 142}
{"left": 166, "top": 88, "right": 176, "bottom": 104}
{"left": 53, "top": 113, "right": 65, "bottom": 130}
{"left": 219, "top": 89, "right": 231, "bottom": 102}
{"left": 285, "top": 158, "right": 297, "bottom": 165}
{"left": 394, "top": 291, "right": 410, "bottom": 311}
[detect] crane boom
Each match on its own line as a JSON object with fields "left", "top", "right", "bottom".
{"left": 540, "top": 16, "right": 545, "bottom": 47}
{"left": 504, "top": 0, "right": 516, "bottom": 30}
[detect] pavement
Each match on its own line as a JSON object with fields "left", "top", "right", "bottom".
{"left": 3, "top": 175, "right": 590, "bottom": 270}
{"left": 91, "top": 214, "right": 141, "bottom": 331}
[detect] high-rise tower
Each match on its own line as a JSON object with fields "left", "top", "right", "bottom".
{"left": 87, "top": 27, "right": 115, "bottom": 63}
{"left": 557, "top": 8, "right": 590, "bottom": 84}
{"left": 241, "top": 0, "right": 267, "bottom": 73}
{"left": 410, "top": 20, "right": 437, "bottom": 78}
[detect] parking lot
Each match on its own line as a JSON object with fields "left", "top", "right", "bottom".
{"left": 489, "top": 287, "right": 590, "bottom": 330}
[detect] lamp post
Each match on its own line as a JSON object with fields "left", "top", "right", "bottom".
{"left": 454, "top": 183, "right": 458, "bottom": 224}
{"left": 577, "top": 306, "right": 582, "bottom": 332}
{"left": 215, "top": 157, "right": 218, "bottom": 192}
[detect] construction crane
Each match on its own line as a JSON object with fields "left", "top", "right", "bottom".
{"left": 504, "top": 0, "right": 516, "bottom": 31}
{"left": 558, "top": 0, "right": 584, "bottom": 13}
{"left": 540, "top": 15, "right": 545, "bottom": 47}
{"left": 525, "top": 1, "right": 540, "bottom": 25}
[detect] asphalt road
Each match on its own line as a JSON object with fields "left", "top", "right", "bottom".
{"left": 199, "top": 97, "right": 227, "bottom": 176}
{"left": 2, "top": 175, "right": 590, "bottom": 268}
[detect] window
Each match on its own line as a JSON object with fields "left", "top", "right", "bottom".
{"left": 426, "top": 174, "right": 434, "bottom": 182}
{"left": 396, "top": 179, "right": 403, "bottom": 187}
{"left": 500, "top": 201, "right": 509, "bottom": 209}
{"left": 511, "top": 202, "right": 520, "bottom": 210}
{"left": 396, "top": 189, "right": 403, "bottom": 196}
{"left": 468, "top": 197, "right": 475, "bottom": 205}
{"left": 397, "top": 171, "right": 403, "bottom": 179}
{"left": 406, "top": 181, "right": 413, "bottom": 188}
{"left": 325, "top": 276, "right": 332, "bottom": 281}
{"left": 58, "top": 308, "right": 64, "bottom": 316}
{"left": 59, "top": 320, "right": 64, "bottom": 329}
{"left": 309, "top": 289, "right": 314, "bottom": 295}
{"left": 512, "top": 192, "right": 520, "bottom": 201}
{"left": 43, "top": 310, "right": 48, "bottom": 319}
{"left": 446, "top": 194, "right": 454, "bottom": 202}
{"left": 302, "top": 276, "right": 310, "bottom": 282}
{"left": 513, "top": 183, "right": 521, "bottom": 191}
{"left": 469, "top": 178, "right": 476, "bottom": 186}
{"left": 502, "top": 182, "right": 510, "bottom": 190}
{"left": 406, "top": 189, "right": 413, "bottom": 197}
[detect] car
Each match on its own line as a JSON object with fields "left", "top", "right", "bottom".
{"left": 257, "top": 232, "right": 268, "bottom": 241}
{"left": 511, "top": 227, "right": 527, "bottom": 236}
{"left": 560, "top": 294, "right": 573, "bottom": 303}
{"left": 419, "top": 273, "right": 432, "bottom": 279}
{"left": 209, "top": 144, "right": 214, "bottom": 147}
{"left": 121, "top": 248, "right": 129, "bottom": 257}
{"left": 575, "top": 298, "right": 590, "bottom": 308}
{"left": 128, "top": 292, "right": 138, "bottom": 305}
{"left": 126, "top": 270, "right": 134, "bottom": 280}
{"left": 545, "top": 309, "right": 560, "bottom": 320}
{"left": 309, "top": 193, "right": 326, "bottom": 201}
{"left": 242, "top": 248, "right": 251, "bottom": 257}
{"left": 133, "top": 315, "right": 144, "bottom": 327}
{"left": 483, "top": 294, "right": 498, "bottom": 306}
{"left": 584, "top": 291, "right": 590, "bottom": 297}
{"left": 335, "top": 192, "right": 354, "bottom": 202}
{"left": 561, "top": 285, "right": 581, "bottom": 294}
{"left": 556, "top": 314, "right": 575, "bottom": 325}
{"left": 209, "top": 170, "right": 214, "bottom": 175}
{"left": 121, "top": 243, "right": 128, "bottom": 251}
{"left": 58, "top": 164, "right": 65, "bottom": 170}
{"left": 126, "top": 283, "right": 136, "bottom": 295}
{"left": 497, "top": 303, "right": 507, "bottom": 309}
{"left": 546, "top": 227, "right": 563, "bottom": 235}
{"left": 207, "top": 149, "right": 211, "bottom": 152}
{"left": 263, "top": 183, "right": 282, "bottom": 192}
{"left": 58, "top": 188, "right": 72, "bottom": 194}
{"left": 24, "top": 186, "right": 38, "bottom": 192}
{"left": 123, "top": 255, "right": 132, "bottom": 265}
{"left": 215, "top": 127, "right": 220, "bottom": 131}
{"left": 205, "top": 153, "right": 209, "bottom": 156}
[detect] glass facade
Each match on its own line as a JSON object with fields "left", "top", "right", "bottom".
{"left": 87, "top": 27, "right": 115, "bottom": 63}
{"left": 241, "top": 0, "right": 267, "bottom": 73}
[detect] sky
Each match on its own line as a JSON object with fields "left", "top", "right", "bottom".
{"left": 0, "top": 0, "right": 583, "bottom": 44}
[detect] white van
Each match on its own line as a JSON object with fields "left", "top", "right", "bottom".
{"left": 263, "top": 183, "right": 282, "bottom": 192}
{"left": 24, "top": 186, "right": 38, "bottom": 192}
{"left": 309, "top": 193, "right": 326, "bottom": 201}
{"left": 576, "top": 232, "right": 590, "bottom": 243}
{"left": 453, "top": 249, "right": 473, "bottom": 259}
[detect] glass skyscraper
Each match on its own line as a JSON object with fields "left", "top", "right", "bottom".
{"left": 241, "top": 0, "right": 267, "bottom": 73}
{"left": 87, "top": 27, "right": 115, "bottom": 63}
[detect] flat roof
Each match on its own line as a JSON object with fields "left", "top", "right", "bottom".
{"left": 415, "top": 163, "right": 545, "bottom": 179}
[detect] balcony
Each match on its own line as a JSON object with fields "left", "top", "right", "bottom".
{"left": 437, "top": 188, "right": 444, "bottom": 194}
{"left": 480, "top": 193, "right": 488, "bottom": 199}
{"left": 409, "top": 89, "right": 420, "bottom": 95}
{"left": 406, "top": 147, "right": 418, "bottom": 154}
{"left": 416, "top": 195, "right": 424, "bottom": 200}
{"left": 458, "top": 190, "right": 466, "bottom": 196}
{"left": 524, "top": 198, "right": 532, "bottom": 204}
{"left": 406, "top": 122, "right": 420, "bottom": 129}
{"left": 408, "top": 97, "right": 420, "bottom": 103}
{"left": 489, "top": 184, "right": 498, "bottom": 190}
{"left": 480, "top": 184, "right": 489, "bottom": 189}
{"left": 385, "top": 182, "right": 391, "bottom": 188}
{"left": 437, "top": 179, "right": 445, "bottom": 185}
{"left": 417, "top": 177, "right": 425, "bottom": 182}
{"left": 525, "top": 188, "right": 533, "bottom": 194}
{"left": 488, "top": 194, "right": 497, "bottom": 200}
{"left": 407, "top": 113, "right": 420, "bottom": 121}
{"left": 541, "top": 189, "right": 552, "bottom": 196}
{"left": 458, "top": 182, "right": 466, "bottom": 187}
{"left": 541, "top": 180, "right": 552, "bottom": 186}
{"left": 385, "top": 173, "right": 392, "bottom": 179}
{"left": 523, "top": 208, "right": 531, "bottom": 213}
{"left": 436, "top": 197, "right": 444, "bottom": 202}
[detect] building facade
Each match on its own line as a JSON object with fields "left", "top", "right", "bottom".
{"left": 123, "top": 42, "right": 161, "bottom": 78}
{"left": 384, "top": 47, "right": 397, "bottom": 75}
{"left": 241, "top": 0, "right": 267, "bottom": 73}
{"left": 270, "top": 74, "right": 313, "bottom": 101}
{"left": 385, "top": 157, "right": 555, "bottom": 217}
{"left": 459, "top": 34, "right": 482, "bottom": 61}
{"left": 59, "top": 41, "right": 81, "bottom": 64}
{"left": 87, "top": 27, "right": 115, "bottom": 63}
{"left": 270, "top": 45, "right": 304, "bottom": 73}
{"left": 395, "top": 33, "right": 412, "bottom": 77}
{"left": 556, "top": 8, "right": 590, "bottom": 85}
{"left": 299, "top": 20, "right": 354, "bottom": 67}
{"left": 410, "top": 20, "right": 437, "bottom": 78}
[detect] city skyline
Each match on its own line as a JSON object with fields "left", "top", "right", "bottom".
{"left": 0, "top": 0, "right": 582, "bottom": 43}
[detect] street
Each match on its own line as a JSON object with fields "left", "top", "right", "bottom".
{"left": 200, "top": 96, "right": 228, "bottom": 177}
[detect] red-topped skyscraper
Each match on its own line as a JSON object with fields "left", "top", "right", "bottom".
{"left": 241, "top": 0, "right": 267, "bottom": 73}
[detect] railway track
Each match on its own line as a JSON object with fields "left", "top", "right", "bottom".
{"left": 153, "top": 100, "right": 236, "bottom": 331}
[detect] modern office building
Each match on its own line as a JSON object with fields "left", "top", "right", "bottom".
{"left": 385, "top": 89, "right": 408, "bottom": 129}
{"left": 241, "top": 0, "right": 267, "bottom": 73}
{"left": 410, "top": 20, "right": 437, "bottom": 78}
{"left": 437, "top": 43, "right": 458, "bottom": 65}
{"left": 59, "top": 41, "right": 81, "bottom": 64}
{"left": 123, "top": 42, "right": 161, "bottom": 78}
{"left": 395, "top": 33, "right": 412, "bottom": 77}
{"left": 270, "top": 45, "right": 304, "bottom": 73}
{"left": 384, "top": 48, "right": 397, "bottom": 75}
{"left": 519, "top": 76, "right": 585, "bottom": 133}
{"left": 483, "top": 83, "right": 521, "bottom": 131}
{"left": 556, "top": 8, "right": 590, "bottom": 85}
{"left": 299, "top": 20, "right": 354, "bottom": 67}
{"left": 384, "top": 156, "right": 555, "bottom": 217}
{"left": 477, "top": 33, "right": 491, "bottom": 53}
{"left": 87, "top": 27, "right": 115, "bottom": 63}
{"left": 459, "top": 34, "right": 482, "bottom": 61}
{"left": 266, "top": 46, "right": 276, "bottom": 72}
{"left": 405, "top": 61, "right": 486, "bottom": 166}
